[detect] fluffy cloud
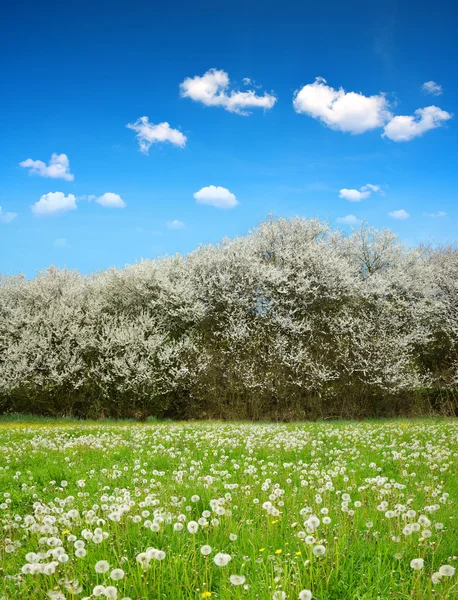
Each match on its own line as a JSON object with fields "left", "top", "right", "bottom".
{"left": 293, "top": 77, "right": 392, "bottom": 134}
{"left": 388, "top": 209, "right": 409, "bottom": 220}
{"left": 180, "top": 69, "right": 277, "bottom": 115}
{"left": 19, "top": 153, "right": 74, "bottom": 181}
{"left": 0, "top": 206, "right": 17, "bottom": 223}
{"left": 339, "top": 184, "right": 382, "bottom": 202}
{"left": 167, "top": 219, "right": 185, "bottom": 230}
{"left": 32, "top": 192, "right": 77, "bottom": 216}
{"left": 422, "top": 81, "right": 443, "bottom": 96}
{"left": 424, "top": 211, "right": 446, "bottom": 218}
{"left": 383, "top": 106, "right": 452, "bottom": 142}
{"left": 127, "top": 117, "right": 187, "bottom": 154}
{"left": 53, "top": 238, "right": 69, "bottom": 248}
{"left": 94, "top": 193, "right": 126, "bottom": 208}
{"left": 336, "top": 215, "right": 361, "bottom": 225}
{"left": 194, "top": 185, "right": 238, "bottom": 209}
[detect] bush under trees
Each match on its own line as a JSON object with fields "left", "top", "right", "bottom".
{"left": 0, "top": 217, "right": 457, "bottom": 419}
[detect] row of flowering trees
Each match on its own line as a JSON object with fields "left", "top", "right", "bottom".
{"left": 0, "top": 217, "right": 457, "bottom": 419}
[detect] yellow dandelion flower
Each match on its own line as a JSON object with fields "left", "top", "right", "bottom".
{"left": 62, "top": 529, "right": 70, "bottom": 535}
{"left": 296, "top": 551, "right": 302, "bottom": 556}
{"left": 275, "top": 549, "right": 282, "bottom": 555}
{"left": 202, "top": 592, "right": 212, "bottom": 598}
{"left": 259, "top": 548, "right": 265, "bottom": 552}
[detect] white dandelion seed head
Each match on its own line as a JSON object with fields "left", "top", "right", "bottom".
{"left": 229, "top": 574, "right": 246, "bottom": 585}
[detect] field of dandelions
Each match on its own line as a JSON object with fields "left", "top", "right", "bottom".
{"left": 0, "top": 420, "right": 457, "bottom": 600}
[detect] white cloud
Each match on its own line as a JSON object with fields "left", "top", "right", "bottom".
{"left": 167, "top": 219, "right": 185, "bottom": 230}
{"left": 127, "top": 117, "right": 187, "bottom": 154}
{"left": 336, "top": 215, "right": 361, "bottom": 225}
{"left": 180, "top": 68, "right": 277, "bottom": 115}
{"left": 32, "top": 192, "right": 77, "bottom": 216}
{"left": 388, "top": 209, "right": 410, "bottom": 220}
{"left": 339, "top": 183, "right": 382, "bottom": 202}
{"left": 194, "top": 185, "right": 238, "bottom": 209}
{"left": 383, "top": 106, "right": 452, "bottom": 142}
{"left": 424, "top": 211, "right": 446, "bottom": 218}
{"left": 293, "top": 77, "right": 392, "bottom": 134}
{"left": 53, "top": 238, "right": 69, "bottom": 248}
{"left": 0, "top": 206, "right": 18, "bottom": 223}
{"left": 94, "top": 193, "right": 126, "bottom": 208}
{"left": 422, "top": 81, "right": 443, "bottom": 96}
{"left": 19, "top": 153, "right": 74, "bottom": 181}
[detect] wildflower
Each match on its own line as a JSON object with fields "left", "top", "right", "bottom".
{"left": 275, "top": 549, "right": 282, "bottom": 555}
{"left": 187, "top": 520, "right": 199, "bottom": 534}
{"left": 229, "top": 575, "right": 246, "bottom": 586}
{"left": 93, "top": 586, "right": 106, "bottom": 597}
{"left": 312, "top": 545, "right": 326, "bottom": 557}
{"left": 201, "top": 593, "right": 212, "bottom": 598}
{"left": 273, "top": 592, "right": 287, "bottom": 600}
{"left": 439, "top": 565, "right": 455, "bottom": 577}
{"left": 200, "top": 545, "right": 212, "bottom": 556}
{"left": 431, "top": 572, "right": 442, "bottom": 584}
{"left": 110, "top": 569, "right": 124, "bottom": 581}
{"left": 214, "top": 552, "right": 231, "bottom": 567}
{"left": 105, "top": 586, "right": 118, "bottom": 600}
{"left": 299, "top": 591, "right": 313, "bottom": 600}
{"left": 410, "top": 558, "right": 424, "bottom": 570}
{"left": 95, "top": 560, "right": 110, "bottom": 573}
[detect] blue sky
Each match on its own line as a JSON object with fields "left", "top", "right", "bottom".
{"left": 1, "top": 0, "right": 457, "bottom": 276}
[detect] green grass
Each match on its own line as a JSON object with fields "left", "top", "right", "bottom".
{"left": 0, "top": 418, "right": 457, "bottom": 599}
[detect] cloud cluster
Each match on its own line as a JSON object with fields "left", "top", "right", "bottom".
{"left": 31, "top": 192, "right": 126, "bottom": 216}
{"left": 180, "top": 69, "right": 277, "bottom": 115}
{"left": 337, "top": 215, "right": 361, "bottom": 225}
{"left": 167, "top": 219, "right": 185, "bottom": 230}
{"left": 0, "top": 206, "right": 18, "bottom": 223}
{"left": 388, "top": 209, "right": 410, "bottom": 220}
{"left": 53, "top": 238, "right": 69, "bottom": 248}
{"left": 127, "top": 117, "right": 187, "bottom": 154}
{"left": 339, "top": 183, "right": 381, "bottom": 202}
{"left": 20, "top": 153, "right": 74, "bottom": 181}
{"left": 92, "top": 193, "right": 126, "bottom": 208}
{"left": 422, "top": 81, "right": 443, "bottom": 96}
{"left": 194, "top": 185, "right": 238, "bottom": 209}
{"left": 293, "top": 77, "right": 392, "bottom": 134}
{"left": 32, "top": 192, "right": 77, "bottom": 216}
{"left": 382, "top": 106, "right": 452, "bottom": 142}
{"left": 424, "top": 211, "right": 446, "bottom": 218}
{"left": 294, "top": 77, "right": 452, "bottom": 141}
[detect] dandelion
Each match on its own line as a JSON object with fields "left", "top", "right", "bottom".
{"left": 439, "top": 565, "right": 455, "bottom": 577}
{"left": 93, "top": 586, "right": 106, "bottom": 597}
{"left": 214, "top": 553, "right": 231, "bottom": 567}
{"left": 299, "top": 591, "right": 313, "bottom": 600}
{"left": 275, "top": 549, "right": 282, "bottom": 555}
{"left": 187, "top": 521, "right": 199, "bottom": 534}
{"left": 201, "top": 545, "right": 212, "bottom": 556}
{"left": 201, "top": 593, "right": 212, "bottom": 598}
{"left": 110, "top": 569, "right": 124, "bottom": 581}
{"left": 431, "top": 572, "right": 442, "bottom": 584}
{"left": 105, "top": 586, "right": 118, "bottom": 599}
{"left": 95, "top": 560, "right": 110, "bottom": 573}
{"left": 410, "top": 558, "right": 424, "bottom": 570}
{"left": 229, "top": 575, "right": 246, "bottom": 586}
{"left": 273, "top": 592, "right": 287, "bottom": 600}
{"left": 312, "top": 545, "right": 326, "bottom": 557}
